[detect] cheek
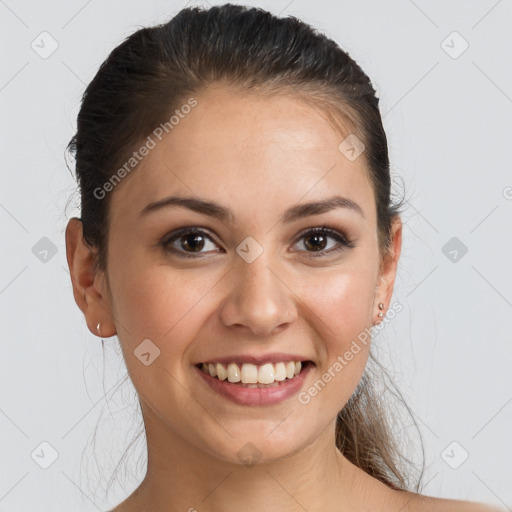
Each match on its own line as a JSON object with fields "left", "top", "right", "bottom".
{"left": 108, "top": 264, "right": 222, "bottom": 411}
{"left": 109, "top": 253, "right": 224, "bottom": 356}
{"left": 296, "top": 268, "right": 376, "bottom": 403}
{"left": 300, "top": 266, "right": 376, "bottom": 345}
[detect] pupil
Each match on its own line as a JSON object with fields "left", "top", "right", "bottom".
{"left": 305, "top": 234, "right": 326, "bottom": 251}
{"left": 183, "top": 234, "right": 205, "bottom": 252}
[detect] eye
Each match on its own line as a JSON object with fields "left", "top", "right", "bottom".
{"left": 162, "top": 227, "right": 222, "bottom": 259}
{"left": 291, "top": 225, "right": 355, "bottom": 258}
{"left": 161, "top": 224, "right": 355, "bottom": 259}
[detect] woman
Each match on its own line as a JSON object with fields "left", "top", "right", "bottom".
{"left": 64, "top": 4, "right": 503, "bottom": 511}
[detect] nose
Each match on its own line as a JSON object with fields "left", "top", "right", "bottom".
{"left": 219, "top": 253, "right": 298, "bottom": 337}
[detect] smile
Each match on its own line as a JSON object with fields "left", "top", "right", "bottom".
{"left": 194, "top": 360, "right": 314, "bottom": 406}
{"left": 199, "top": 360, "right": 305, "bottom": 386}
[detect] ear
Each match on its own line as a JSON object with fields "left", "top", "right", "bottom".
{"left": 65, "top": 218, "right": 117, "bottom": 338}
{"left": 374, "top": 216, "right": 402, "bottom": 318}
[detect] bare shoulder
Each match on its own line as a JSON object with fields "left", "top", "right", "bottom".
{"left": 392, "top": 489, "right": 506, "bottom": 512}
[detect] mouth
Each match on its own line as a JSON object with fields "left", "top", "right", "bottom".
{"left": 195, "top": 360, "right": 314, "bottom": 388}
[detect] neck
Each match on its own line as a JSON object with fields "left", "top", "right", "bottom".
{"left": 118, "top": 405, "right": 367, "bottom": 512}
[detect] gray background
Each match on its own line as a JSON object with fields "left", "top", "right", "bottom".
{"left": 1, "top": 0, "right": 511, "bottom": 510}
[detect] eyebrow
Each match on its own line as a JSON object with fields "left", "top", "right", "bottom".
{"left": 139, "top": 194, "right": 365, "bottom": 222}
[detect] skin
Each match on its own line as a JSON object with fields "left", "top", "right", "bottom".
{"left": 65, "top": 84, "right": 503, "bottom": 512}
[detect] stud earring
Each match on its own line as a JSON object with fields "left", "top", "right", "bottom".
{"left": 96, "top": 322, "right": 101, "bottom": 336}
{"left": 378, "top": 302, "right": 385, "bottom": 318}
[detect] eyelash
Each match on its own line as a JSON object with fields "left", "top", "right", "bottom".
{"left": 161, "top": 224, "right": 355, "bottom": 259}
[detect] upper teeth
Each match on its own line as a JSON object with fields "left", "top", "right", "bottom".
{"left": 201, "top": 361, "right": 303, "bottom": 384}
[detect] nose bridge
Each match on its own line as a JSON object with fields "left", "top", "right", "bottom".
{"left": 220, "top": 248, "right": 296, "bottom": 335}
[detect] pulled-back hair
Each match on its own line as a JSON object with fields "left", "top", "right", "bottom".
{"left": 67, "top": 3, "right": 423, "bottom": 494}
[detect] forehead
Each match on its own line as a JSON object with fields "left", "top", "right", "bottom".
{"left": 109, "top": 84, "right": 375, "bottom": 226}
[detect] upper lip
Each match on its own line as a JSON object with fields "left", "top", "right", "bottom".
{"left": 195, "top": 353, "right": 313, "bottom": 366}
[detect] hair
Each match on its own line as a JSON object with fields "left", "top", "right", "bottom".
{"left": 66, "top": 2, "right": 424, "bottom": 496}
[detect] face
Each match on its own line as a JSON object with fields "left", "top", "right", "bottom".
{"left": 67, "top": 83, "right": 401, "bottom": 465}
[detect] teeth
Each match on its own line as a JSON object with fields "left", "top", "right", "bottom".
{"left": 201, "top": 360, "right": 305, "bottom": 384}
{"left": 241, "top": 363, "right": 258, "bottom": 384}
{"left": 227, "top": 362, "right": 241, "bottom": 383}
{"left": 274, "top": 362, "right": 287, "bottom": 381}
{"left": 216, "top": 363, "right": 227, "bottom": 380}
{"left": 258, "top": 363, "right": 274, "bottom": 384}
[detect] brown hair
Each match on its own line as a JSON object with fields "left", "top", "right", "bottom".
{"left": 67, "top": 3, "right": 423, "bottom": 493}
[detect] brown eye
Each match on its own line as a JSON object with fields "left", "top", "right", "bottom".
{"left": 179, "top": 233, "right": 206, "bottom": 252}
{"left": 162, "top": 228, "right": 221, "bottom": 258}
{"left": 161, "top": 225, "right": 355, "bottom": 260}
{"left": 303, "top": 232, "right": 329, "bottom": 252}
{"left": 293, "top": 226, "right": 355, "bottom": 257}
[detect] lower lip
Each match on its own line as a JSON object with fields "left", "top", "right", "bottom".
{"left": 195, "top": 363, "right": 313, "bottom": 406}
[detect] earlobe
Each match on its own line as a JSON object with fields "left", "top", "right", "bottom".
{"left": 65, "top": 218, "right": 117, "bottom": 338}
